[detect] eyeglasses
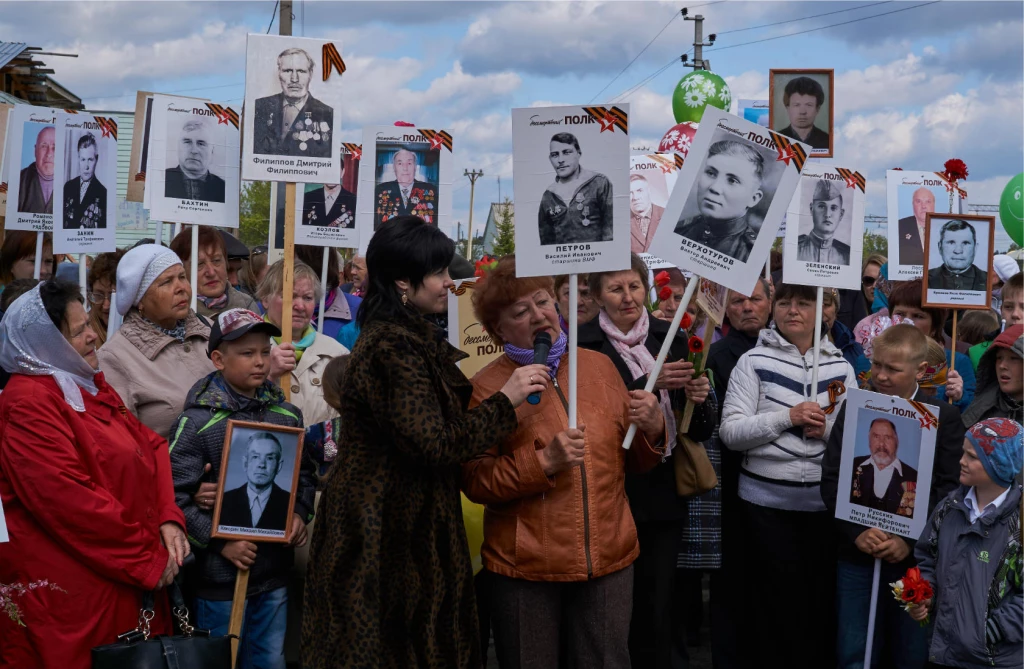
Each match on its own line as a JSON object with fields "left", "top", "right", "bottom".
{"left": 862, "top": 276, "right": 877, "bottom": 287}
{"left": 251, "top": 246, "right": 268, "bottom": 257}
{"left": 88, "top": 291, "right": 114, "bottom": 305}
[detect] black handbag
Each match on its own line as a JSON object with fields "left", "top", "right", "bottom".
{"left": 91, "top": 580, "right": 234, "bottom": 669}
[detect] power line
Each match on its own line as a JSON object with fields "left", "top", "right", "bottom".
{"left": 706, "top": 1, "right": 940, "bottom": 53}
{"left": 589, "top": 9, "right": 680, "bottom": 103}
{"left": 265, "top": 0, "right": 280, "bottom": 33}
{"left": 716, "top": 1, "right": 892, "bottom": 36}
{"left": 612, "top": 46, "right": 692, "bottom": 103}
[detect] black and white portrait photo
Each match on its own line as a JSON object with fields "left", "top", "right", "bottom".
{"left": 53, "top": 113, "right": 120, "bottom": 255}
{"left": 243, "top": 34, "right": 343, "bottom": 184}
{"left": 651, "top": 107, "right": 808, "bottom": 296}
{"left": 4, "top": 105, "right": 60, "bottom": 232}
{"left": 511, "top": 104, "right": 630, "bottom": 278}
{"left": 922, "top": 213, "right": 995, "bottom": 309}
{"left": 538, "top": 132, "right": 614, "bottom": 246}
{"left": 147, "top": 94, "right": 240, "bottom": 227}
{"left": 783, "top": 165, "right": 866, "bottom": 290}
{"left": 885, "top": 170, "right": 967, "bottom": 281}
{"left": 769, "top": 69, "right": 834, "bottom": 157}
{"left": 165, "top": 116, "right": 225, "bottom": 204}
{"left": 212, "top": 421, "right": 303, "bottom": 542}
{"left": 835, "top": 388, "right": 938, "bottom": 540}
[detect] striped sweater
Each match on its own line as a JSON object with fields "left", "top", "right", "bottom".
{"left": 720, "top": 327, "right": 857, "bottom": 512}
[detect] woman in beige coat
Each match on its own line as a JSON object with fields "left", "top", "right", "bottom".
{"left": 98, "top": 244, "right": 214, "bottom": 440}
{"left": 258, "top": 259, "right": 349, "bottom": 428}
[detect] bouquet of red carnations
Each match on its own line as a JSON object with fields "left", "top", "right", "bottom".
{"left": 890, "top": 566, "right": 933, "bottom": 625}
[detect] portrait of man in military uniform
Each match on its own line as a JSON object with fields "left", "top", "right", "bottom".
{"left": 538, "top": 132, "right": 613, "bottom": 245}
{"left": 674, "top": 140, "right": 766, "bottom": 263}
{"left": 253, "top": 47, "right": 333, "bottom": 158}
{"left": 797, "top": 179, "right": 849, "bottom": 265}
{"left": 926, "top": 218, "right": 988, "bottom": 292}
{"left": 373, "top": 147, "right": 438, "bottom": 230}
{"left": 62, "top": 132, "right": 107, "bottom": 230}
{"left": 303, "top": 158, "right": 356, "bottom": 228}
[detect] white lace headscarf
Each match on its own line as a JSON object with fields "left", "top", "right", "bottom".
{"left": 0, "top": 284, "right": 98, "bottom": 412}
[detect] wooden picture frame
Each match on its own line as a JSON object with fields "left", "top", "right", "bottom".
{"left": 768, "top": 68, "right": 835, "bottom": 158}
{"left": 921, "top": 213, "right": 995, "bottom": 310}
{"left": 210, "top": 419, "right": 305, "bottom": 544}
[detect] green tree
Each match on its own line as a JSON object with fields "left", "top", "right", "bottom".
{"left": 862, "top": 232, "right": 888, "bottom": 258}
{"left": 491, "top": 198, "right": 515, "bottom": 257}
{"left": 239, "top": 181, "right": 271, "bottom": 247}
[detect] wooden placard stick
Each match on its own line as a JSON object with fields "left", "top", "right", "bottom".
{"left": 281, "top": 183, "right": 296, "bottom": 402}
{"left": 948, "top": 310, "right": 958, "bottom": 404}
{"left": 679, "top": 306, "right": 715, "bottom": 433}
{"left": 228, "top": 569, "right": 249, "bottom": 668}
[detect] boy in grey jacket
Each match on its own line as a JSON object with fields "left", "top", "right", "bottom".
{"left": 913, "top": 417, "right": 1023, "bottom": 668}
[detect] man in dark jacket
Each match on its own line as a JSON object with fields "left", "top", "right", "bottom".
{"left": 849, "top": 418, "right": 918, "bottom": 517}
{"left": 219, "top": 431, "right": 293, "bottom": 532}
{"left": 253, "top": 47, "right": 333, "bottom": 158}
{"left": 62, "top": 132, "right": 107, "bottom": 229}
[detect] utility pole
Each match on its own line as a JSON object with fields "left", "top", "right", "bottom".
{"left": 682, "top": 8, "right": 716, "bottom": 71}
{"left": 464, "top": 169, "right": 483, "bottom": 260}
{"left": 280, "top": 0, "right": 293, "bottom": 35}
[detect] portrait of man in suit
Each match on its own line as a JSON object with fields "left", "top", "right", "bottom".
{"left": 302, "top": 157, "right": 356, "bottom": 228}
{"left": 253, "top": 47, "right": 333, "bottom": 158}
{"left": 927, "top": 218, "right": 988, "bottom": 293}
{"left": 630, "top": 174, "right": 663, "bottom": 253}
{"left": 18, "top": 124, "right": 56, "bottom": 214}
{"left": 165, "top": 118, "right": 226, "bottom": 203}
{"left": 374, "top": 147, "right": 438, "bottom": 229}
{"left": 897, "top": 187, "right": 935, "bottom": 266}
{"left": 797, "top": 178, "right": 849, "bottom": 265}
{"left": 674, "top": 140, "right": 764, "bottom": 263}
{"left": 850, "top": 418, "right": 918, "bottom": 518}
{"left": 219, "top": 431, "right": 292, "bottom": 532}
{"left": 63, "top": 132, "right": 107, "bottom": 230}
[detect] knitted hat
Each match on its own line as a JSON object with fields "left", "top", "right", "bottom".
{"left": 966, "top": 418, "right": 1023, "bottom": 488}
{"left": 115, "top": 244, "right": 183, "bottom": 316}
{"left": 992, "top": 324, "right": 1024, "bottom": 359}
{"left": 993, "top": 255, "right": 1021, "bottom": 283}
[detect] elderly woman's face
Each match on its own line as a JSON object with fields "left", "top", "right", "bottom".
{"left": 265, "top": 275, "right": 316, "bottom": 337}
{"left": 192, "top": 244, "right": 228, "bottom": 299}
{"left": 597, "top": 270, "right": 646, "bottom": 334}
{"left": 63, "top": 300, "right": 99, "bottom": 369}
{"left": 138, "top": 265, "right": 191, "bottom": 327}
{"left": 494, "top": 289, "right": 561, "bottom": 350}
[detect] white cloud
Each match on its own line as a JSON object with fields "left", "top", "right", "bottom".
{"left": 835, "top": 54, "right": 961, "bottom": 118}
{"left": 724, "top": 70, "right": 768, "bottom": 103}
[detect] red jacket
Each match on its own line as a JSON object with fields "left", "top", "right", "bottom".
{"left": 0, "top": 373, "right": 185, "bottom": 669}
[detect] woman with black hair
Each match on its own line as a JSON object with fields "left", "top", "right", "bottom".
{"left": 0, "top": 281, "right": 187, "bottom": 669}
{"left": 302, "top": 217, "right": 548, "bottom": 669}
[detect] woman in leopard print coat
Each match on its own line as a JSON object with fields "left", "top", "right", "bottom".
{"left": 302, "top": 218, "right": 547, "bottom": 668}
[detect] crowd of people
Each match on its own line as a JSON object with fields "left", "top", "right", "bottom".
{"left": 0, "top": 216, "right": 1020, "bottom": 669}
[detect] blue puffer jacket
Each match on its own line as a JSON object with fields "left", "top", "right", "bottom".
{"left": 915, "top": 484, "right": 1023, "bottom": 668}
{"left": 830, "top": 319, "right": 863, "bottom": 370}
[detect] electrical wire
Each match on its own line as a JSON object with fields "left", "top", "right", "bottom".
{"left": 715, "top": 1, "right": 892, "bottom": 36}
{"left": 589, "top": 9, "right": 680, "bottom": 103}
{"left": 266, "top": 0, "right": 280, "bottom": 34}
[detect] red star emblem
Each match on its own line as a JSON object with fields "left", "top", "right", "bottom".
{"left": 351, "top": 148, "right": 362, "bottom": 160}
{"left": 844, "top": 176, "right": 858, "bottom": 189}
{"left": 775, "top": 145, "right": 796, "bottom": 165}
{"left": 429, "top": 134, "right": 444, "bottom": 150}
{"left": 659, "top": 163, "right": 674, "bottom": 174}
{"left": 99, "top": 123, "right": 112, "bottom": 138}
{"left": 216, "top": 109, "right": 230, "bottom": 125}
{"left": 598, "top": 111, "right": 617, "bottom": 133}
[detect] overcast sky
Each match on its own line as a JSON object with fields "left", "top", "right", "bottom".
{"left": 9, "top": 0, "right": 1022, "bottom": 248}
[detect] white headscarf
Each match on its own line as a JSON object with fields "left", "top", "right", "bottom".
{"left": 115, "top": 244, "right": 183, "bottom": 317}
{"left": 0, "top": 284, "right": 98, "bottom": 412}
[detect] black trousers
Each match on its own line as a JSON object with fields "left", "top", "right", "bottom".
{"left": 490, "top": 566, "right": 633, "bottom": 669}
{"left": 738, "top": 499, "right": 837, "bottom": 669}
{"left": 629, "top": 520, "right": 688, "bottom": 669}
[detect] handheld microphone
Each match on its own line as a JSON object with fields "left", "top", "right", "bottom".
{"left": 526, "top": 331, "right": 552, "bottom": 405}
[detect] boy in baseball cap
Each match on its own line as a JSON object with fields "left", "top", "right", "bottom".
{"left": 912, "top": 417, "right": 1023, "bottom": 668}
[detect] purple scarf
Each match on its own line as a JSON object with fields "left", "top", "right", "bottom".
{"left": 504, "top": 330, "right": 568, "bottom": 379}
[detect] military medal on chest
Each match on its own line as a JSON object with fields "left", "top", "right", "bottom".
{"left": 575, "top": 192, "right": 591, "bottom": 227}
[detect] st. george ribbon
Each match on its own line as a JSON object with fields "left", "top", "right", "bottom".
{"left": 527, "top": 331, "right": 552, "bottom": 405}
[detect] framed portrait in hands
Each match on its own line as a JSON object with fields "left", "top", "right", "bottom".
{"left": 768, "top": 69, "right": 833, "bottom": 158}
{"left": 834, "top": 389, "right": 938, "bottom": 540}
{"left": 921, "top": 213, "right": 995, "bottom": 309}
{"left": 648, "top": 107, "right": 809, "bottom": 296}
{"left": 211, "top": 420, "right": 305, "bottom": 543}
{"left": 242, "top": 34, "right": 344, "bottom": 183}
{"left": 885, "top": 170, "right": 967, "bottom": 280}
{"left": 511, "top": 104, "right": 630, "bottom": 278}
{"left": 783, "top": 164, "right": 866, "bottom": 290}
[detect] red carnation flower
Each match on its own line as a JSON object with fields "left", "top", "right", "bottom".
{"left": 688, "top": 336, "right": 704, "bottom": 354}
{"left": 658, "top": 285, "right": 673, "bottom": 301}
{"left": 943, "top": 158, "right": 968, "bottom": 182}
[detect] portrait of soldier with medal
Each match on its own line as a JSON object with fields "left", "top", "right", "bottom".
{"left": 253, "top": 46, "right": 333, "bottom": 158}
{"left": 538, "top": 132, "right": 614, "bottom": 245}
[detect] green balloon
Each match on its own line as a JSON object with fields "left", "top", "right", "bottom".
{"left": 1000, "top": 173, "right": 1024, "bottom": 247}
{"left": 672, "top": 71, "right": 732, "bottom": 124}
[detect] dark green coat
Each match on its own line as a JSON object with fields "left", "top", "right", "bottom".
{"left": 302, "top": 316, "right": 518, "bottom": 669}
